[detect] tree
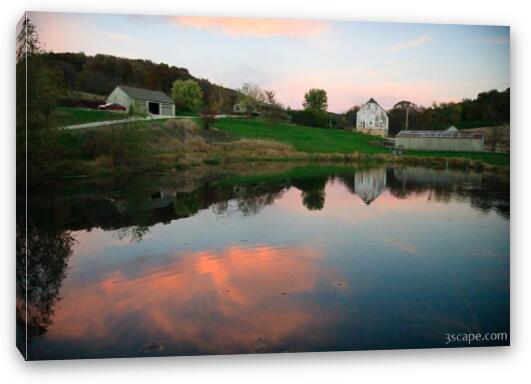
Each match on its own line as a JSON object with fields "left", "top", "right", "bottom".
{"left": 262, "top": 89, "right": 284, "bottom": 121}
{"left": 199, "top": 107, "right": 217, "bottom": 130}
{"left": 303, "top": 88, "right": 328, "bottom": 111}
{"left": 171, "top": 79, "right": 203, "bottom": 112}
{"left": 35, "top": 65, "right": 64, "bottom": 127}
{"left": 237, "top": 82, "right": 266, "bottom": 116}
{"left": 264, "top": 90, "right": 277, "bottom": 105}
{"left": 290, "top": 109, "right": 329, "bottom": 128}
{"left": 345, "top": 105, "right": 360, "bottom": 127}
{"left": 393, "top": 100, "right": 416, "bottom": 131}
{"left": 16, "top": 16, "right": 42, "bottom": 62}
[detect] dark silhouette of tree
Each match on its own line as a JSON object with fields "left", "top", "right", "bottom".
{"left": 16, "top": 16, "right": 42, "bottom": 62}
{"left": 293, "top": 177, "right": 327, "bottom": 211}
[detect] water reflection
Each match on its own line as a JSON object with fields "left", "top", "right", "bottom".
{"left": 16, "top": 220, "right": 74, "bottom": 357}
{"left": 40, "top": 245, "right": 342, "bottom": 357}
{"left": 17, "top": 165, "right": 510, "bottom": 359}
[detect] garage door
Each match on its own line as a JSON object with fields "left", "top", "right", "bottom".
{"left": 161, "top": 103, "right": 174, "bottom": 116}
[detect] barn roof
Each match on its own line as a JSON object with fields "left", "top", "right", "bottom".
{"left": 396, "top": 130, "right": 484, "bottom": 139}
{"left": 361, "top": 97, "right": 384, "bottom": 110}
{"left": 118, "top": 85, "right": 174, "bottom": 104}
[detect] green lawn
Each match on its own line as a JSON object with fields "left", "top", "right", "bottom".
{"left": 405, "top": 150, "right": 510, "bottom": 166}
{"left": 214, "top": 118, "right": 509, "bottom": 167}
{"left": 214, "top": 118, "right": 387, "bottom": 154}
{"left": 51, "top": 106, "right": 127, "bottom": 127}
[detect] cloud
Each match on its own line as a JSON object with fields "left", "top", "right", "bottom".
{"left": 170, "top": 16, "right": 329, "bottom": 38}
{"left": 47, "top": 244, "right": 341, "bottom": 354}
{"left": 100, "top": 32, "right": 151, "bottom": 45}
{"left": 388, "top": 34, "right": 429, "bottom": 51}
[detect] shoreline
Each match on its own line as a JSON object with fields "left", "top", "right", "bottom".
{"left": 32, "top": 152, "right": 509, "bottom": 185}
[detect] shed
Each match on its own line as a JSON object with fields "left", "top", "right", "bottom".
{"left": 395, "top": 130, "right": 485, "bottom": 152}
{"left": 106, "top": 85, "right": 175, "bottom": 116}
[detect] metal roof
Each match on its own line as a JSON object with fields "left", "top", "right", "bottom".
{"left": 396, "top": 130, "right": 484, "bottom": 139}
{"left": 118, "top": 85, "right": 174, "bottom": 104}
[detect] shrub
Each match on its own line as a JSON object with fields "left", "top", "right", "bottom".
{"left": 199, "top": 108, "right": 217, "bottom": 130}
{"left": 290, "top": 109, "right": 329, "bottom": 128}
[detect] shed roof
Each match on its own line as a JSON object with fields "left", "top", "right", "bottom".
{"left": 118, "top": 85, "right": 174, "bottom": 104}
{"left": 396, "top": 130, "right": 484, "bottom": 139}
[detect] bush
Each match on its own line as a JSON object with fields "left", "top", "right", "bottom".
{"left": 290, "top": 109, "right": 329, "bottom": 128}
{"left": 199, "top": 108, "right": 217, "bottom": 130}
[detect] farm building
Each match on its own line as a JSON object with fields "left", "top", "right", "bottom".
{"left": 106, "top": 85, "right": 175, "bottom": 116}
{"left": 356, "top": 98, "right": 389, "bottom": 137}
{"left": 395, "top": 130, "right": 485, "bottom": 152}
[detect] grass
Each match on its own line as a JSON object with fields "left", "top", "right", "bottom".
{"left": 42, "top": 117, "right": 508, "bottom": 180}
{"left": 214, "top": 118, "right": 509, "bottom": 167}
{"left": 404, "top": 150, "right": 509, "bottom": 167}
{"left": 50, "top": 106, "right": 127, "bottom": 127}
{"left": 213, "top": 118, "right": 387, "bottom": 154}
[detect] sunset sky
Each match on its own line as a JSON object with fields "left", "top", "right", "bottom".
{"left": 29, "top": 12, "right": 510, "bottom": 112}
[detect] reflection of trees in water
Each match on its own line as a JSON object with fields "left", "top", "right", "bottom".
{"left": 16, "top": 219, "right": 74, "bottom": 355}
{"left": 232, "top": 184, "right": 287, "bottom": 216}
{"left": 25, "top": 167, "right": 509, "bottom": 252}
{"left": 113, "top": 225, "right": 150, "bottom": 243}
{"left": 386, "top": 168, "right": 509, "bottom": 219}
{"left": 293, "top": 177, "right": 327, "bottom": 211}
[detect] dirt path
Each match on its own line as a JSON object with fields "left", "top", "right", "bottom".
{"left": 63, "top": 114, "right": 236, "bottom": 130}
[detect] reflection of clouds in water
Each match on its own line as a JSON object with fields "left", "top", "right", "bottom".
{"left": 383, "top": 238, "right": 417, "bottom": 255}
{"left": 47, "top": 245, "right": 341, "bottom": 354}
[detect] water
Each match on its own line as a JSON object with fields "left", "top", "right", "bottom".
{"left": 17, "top": 164, "right": 510, "bottom": 360}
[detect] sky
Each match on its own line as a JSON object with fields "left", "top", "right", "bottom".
{"left": 29, "top": 12, "right": 510, "bottom": 112}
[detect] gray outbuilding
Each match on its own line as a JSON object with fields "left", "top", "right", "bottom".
{"left": 106, "top": 85, "right": 175, "bottom": 116}
{"left": 395, "top": 130, "right": 485, "bottom": 152}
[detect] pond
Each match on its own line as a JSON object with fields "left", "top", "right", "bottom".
{"left": 17, "top": 164, "right": 510, "bottom": 360}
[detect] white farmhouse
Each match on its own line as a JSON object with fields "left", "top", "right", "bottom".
{"left": 356, "top": 98, "right": 389, "bottom": 137}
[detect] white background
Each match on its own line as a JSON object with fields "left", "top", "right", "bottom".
{"left": 1, "top": 0, "right": 528, "bottom": 383}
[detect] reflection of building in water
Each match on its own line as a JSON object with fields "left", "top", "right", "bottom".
{"left": 354, "top": 168, "right": 387, "bottom": 205}
{"left": 391, "top": 167, "right": 483, "bottom": 188}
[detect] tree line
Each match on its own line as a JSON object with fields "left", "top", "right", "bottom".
{"left": 348, "top": 88, "right": 510, "bottom": 136}
{"left": 36, "top": 51, "right": 239, "bottom": 112}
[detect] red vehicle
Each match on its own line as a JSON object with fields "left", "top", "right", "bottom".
{"left": 97, "top": 103, "right": 127, "bottom": 111}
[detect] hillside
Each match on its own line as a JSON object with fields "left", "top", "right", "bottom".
{"left": 40, "top": 52, "right": 239, "bottom": 112}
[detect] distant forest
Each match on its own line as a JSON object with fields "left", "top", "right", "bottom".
{"left": 39, "top": 52, "right": 238, "bottom": 111}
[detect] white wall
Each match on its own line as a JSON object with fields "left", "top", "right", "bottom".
{"left": 106, "top": 87, "right": 131, "bottom": 110}
{"left": 356, "top": 102, "right": 388, "bottom": 132}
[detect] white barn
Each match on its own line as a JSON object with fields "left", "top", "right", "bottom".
{"left": 356, "top": 98, "right": 389, "bottom": 137}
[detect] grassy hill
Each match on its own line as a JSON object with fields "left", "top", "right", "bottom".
{"left": 214, "top": 118, "right": 509, "bottom": 166}
{"left": 213, "top": 118, "right": 387, "bottom": 154}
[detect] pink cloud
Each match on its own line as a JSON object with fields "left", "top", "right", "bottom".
{"left": 265, "top": 67, "right": 484, "bottom": 111}
{"left": 170, "top": 16, "right": 329, "bottom": 38}
{"left": 388, "top": 34, "right": 429, "bottom": 51}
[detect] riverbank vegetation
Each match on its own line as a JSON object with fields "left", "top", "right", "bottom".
{"left": 21, "top": 117, "right": 508, "bottom": 187}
